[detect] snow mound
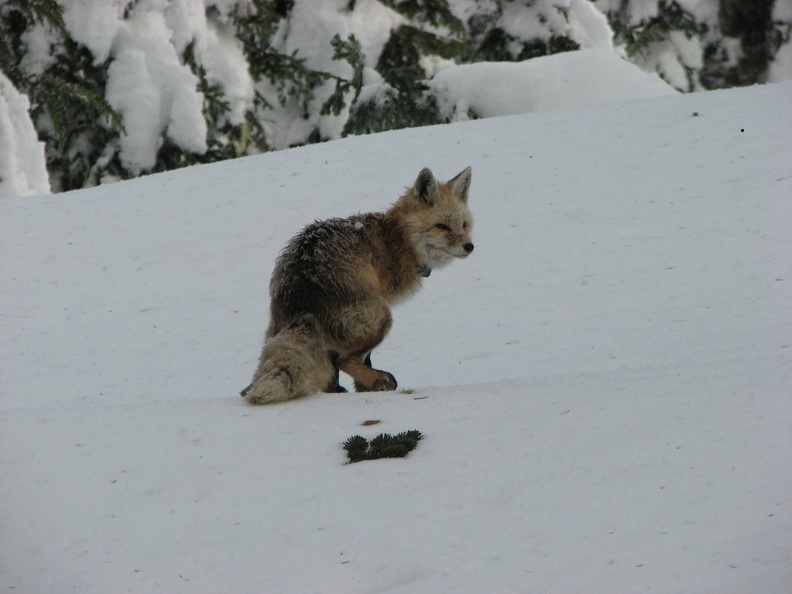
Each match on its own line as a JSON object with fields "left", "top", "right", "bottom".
{"left": 432, "top": 48, "right": 678, "bottom": 119}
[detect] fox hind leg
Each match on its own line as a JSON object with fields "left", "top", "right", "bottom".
{"left": 352, "top": 353, "right": 372, "bottom": 392}
{"left": 332, "top": 300, "right": 398, "bottom": 392}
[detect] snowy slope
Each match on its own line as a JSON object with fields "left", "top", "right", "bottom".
{"left": 1, "top": 81, "right": 791, "bottom": 592}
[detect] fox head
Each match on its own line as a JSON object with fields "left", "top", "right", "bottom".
{"left": 397, "top": 166, "right": 474, "bottom": 272}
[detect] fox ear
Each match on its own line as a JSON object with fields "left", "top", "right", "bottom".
{"left": 413, "top": 167, "right": 439, "bottom": 205}
{"left": 449, "top": 166, "right": 472, "bottom": 204}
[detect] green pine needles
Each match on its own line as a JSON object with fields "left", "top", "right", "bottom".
{"left": 343, "top": 430, "right": 423, "bottom": 464}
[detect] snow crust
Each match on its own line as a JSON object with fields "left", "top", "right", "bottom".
{"left": 2, "top": 80, "right": 791, "bottom": 591}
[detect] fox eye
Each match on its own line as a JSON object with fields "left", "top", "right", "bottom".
{"left": 462, "top": 221, "right": 469, "bottom": 230}
{"left": 434, "top": 223, "right": 451, "bottom": 232}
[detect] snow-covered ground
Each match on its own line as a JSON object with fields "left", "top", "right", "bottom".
{"left": 1, "top": 78, "right": 791, "bottom": 591}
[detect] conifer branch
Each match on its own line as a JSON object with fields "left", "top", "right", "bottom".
{"left": 343, "top": 430, "right": 423, "bottom": 464}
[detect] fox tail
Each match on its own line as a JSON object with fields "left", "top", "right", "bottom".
{"left": 241, "top": 314, "right": 339, "bottom": 404}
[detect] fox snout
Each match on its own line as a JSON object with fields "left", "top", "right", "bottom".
{"left": 449, "top": 240, "right": 474, "bottom": 259}
{"left": 455, "top": 242, "right": 474, "bottom": 258}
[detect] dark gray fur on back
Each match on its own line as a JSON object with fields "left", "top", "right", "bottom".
{"left": 267, "top": 213, "right": 413, "bottom": 339}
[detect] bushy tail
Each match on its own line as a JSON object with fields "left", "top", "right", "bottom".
{"left": 240, "top": 364, "right": 299, "bottom": 404}
{"left": 241, "top": 314, "right": 337, "bottom": 404}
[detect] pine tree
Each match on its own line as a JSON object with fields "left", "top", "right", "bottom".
{"left": 620, "top": 0, "right": 702, "bottom": 91}
{"left": 235, "top": 0, "right": 332, "bottom": 118}
{"left": 702, "top": 0, "right": 776, "bottom": 88}
{"left": 598, "top": 0, "right": 790, "bottom": 91}
{"left": 7, "top": 0, "right": 789, "bottom": 193}
{"left": 470, "top": 2, "right": 581, "bottom": 62}
{"left": 320, "top": 1, "right": 470, "bottom": 136}
{"left": 320, "top": 33, "right": 367, "bottom": 118}
{"left": 0, "top": 0, "right": 126, "bottom": 190}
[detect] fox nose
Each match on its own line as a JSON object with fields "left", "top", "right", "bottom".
{"left": 463, "top": 242, "right": 474, "bottom": 253}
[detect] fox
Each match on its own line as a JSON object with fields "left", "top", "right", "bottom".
{"left": 241, "top": 166, "right": 474, "bottom": 404}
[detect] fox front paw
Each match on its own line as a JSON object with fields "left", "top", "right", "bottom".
{"left": 354, "top": 370, "right": 397, "bottom": 392}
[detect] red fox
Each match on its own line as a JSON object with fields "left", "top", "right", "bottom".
{"left": 241, "top": 166, "right": 474, "bottom": 404}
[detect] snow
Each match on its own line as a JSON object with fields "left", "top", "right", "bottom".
{"left": 495, "top": 0, "right": 613, "bottom": 52}
{"left": 19, "top": 22, "right": 59, "bottom": 78}
{"left": 200, "top": 22, "right": 254, "bottom": 127}
{"left": 261, "top": 0, "right": 404, "bottom": 148}
{"left": 54, "top": 0, "right": 253, "bottom": 176}
{"left": 769, "top": 0, "right": 792, "bottom": 84}
{"left": 562, "top": 0, "right": 615, "bottom": 51}
{"left": 676, "top": 0, "right": 720, "bottom": 24}
{"left": 161, "top": 0, "right": 209, "bottom": 55}
{"left": 431, "top": 48, "right": 677, "bottom": 120}
{"left": 105, "top": 9, "right": 208, "bottom": 174}
{"left": 0, "top": 74, "right": 51, "bottom": 199}
{"left": 61, "top": 0, "right": 129, "bottom": 65}
{"left": 769, "top": 41, "right": 792, "bottom": 84}
{"left": 2, "top": 77, "right": 790, "bottom": 591}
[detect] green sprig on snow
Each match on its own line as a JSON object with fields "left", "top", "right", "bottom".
{"left": 343, "top": 430, "right": 423, "bottom": 464}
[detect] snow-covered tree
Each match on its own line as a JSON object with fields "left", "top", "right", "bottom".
{"left": 1, "top": 0, "right": 262, "bottom": 191}
{"left": 1, "top": 0, "right": 790, "bottom": 195}
{"left": 0, "top": 71, "right": 50, "bottom": 197}
{"left": 594, "top": 0, "right": 791, "bottom": 91}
